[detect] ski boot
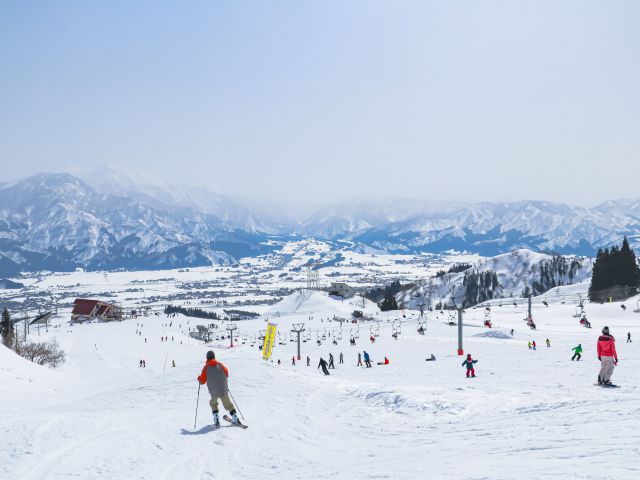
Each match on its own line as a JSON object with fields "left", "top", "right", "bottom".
{"left": 229, "top": 410, "right": 239, "bottom": 426}
{"left": 212, "top": 410, "right": 221, "bottom": 428}
{"left": 597, "top": 375, "right": 603, "bottom": 385}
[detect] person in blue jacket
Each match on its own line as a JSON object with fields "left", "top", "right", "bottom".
{"left": 462, "top": 354, "right": 478, "bottom": 378}
{"left": 363, "top": 351, "right": 372, "bottom": 368}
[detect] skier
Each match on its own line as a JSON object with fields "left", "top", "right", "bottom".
{"left": 546, "top": 338, "right": 551, "bottom": 348}
{"left": 528, "top": 341, "right": 532, "bottom": 350}
{"left": 172, "top": 360, "right": 176, "bottom": 368}
{"left": 306, "top": 356, "right": 310, "bottom": 366}
{"left": 318, "top": 357, "right": 330, "bottom": 375}
{"left": 197, "top": 350, "right": 241, "bottom": 427}
{"left": 510, "top": 329, "right": 514, "bottom": 336}
{"left": 532, "top": 340, "right": 537, "bottom": 350}
{"left": 139, "top": 359, "right": 143, "bottom": 367}
{"left": 370, "top": 335, "right": 375, "bottom": 343}
{"left": 357, "top": 352, "right": 363, "bottom": 366}
{"left": 597, "top": 326, "right": 618, "bottom": 386}
{"left": 571, "top": 344, "right": 582, "bottom": 361}
{"left": 462, "top": 354, "right": 478, "bottom": 378}
{"left": 339, "top": 352, "right": 344, "bottom": 364}
{"left": 627, "top": 332, "right": 632, "bottom": 343}
{"left": 328, "top": 353, "right": 335, "bottom": 369}
{"left": 292, "top": 356, "right": 296, "bottom": 366}
{"left": 377, "top": 356, "right": 390, "bottom": 365}
{"left": 363, "top": 351, "right": 372, "bottom": 368}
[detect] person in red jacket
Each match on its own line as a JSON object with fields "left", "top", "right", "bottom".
{"left": 597, "top": 326, "right": 618, "bottom": 386}
{"left": 197, "top": 350, "right": 239, "bottom": 427}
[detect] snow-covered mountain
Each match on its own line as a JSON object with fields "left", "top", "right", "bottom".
{"left": 398, "top": 249, "right": 593, "bottom": 309}
{"left": 0, "top": 173, "right": 276, "bottom": 275}
{"left": 2, "top": 171, "right": 640, "bottom": 274}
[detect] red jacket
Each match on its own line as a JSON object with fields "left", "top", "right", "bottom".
{"left": 597, "top": 335, "right": 617, "bottom": 360}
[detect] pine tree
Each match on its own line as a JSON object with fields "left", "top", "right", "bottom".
{"left": 379, "top": 292, "right": 398, "bottom": 311}
{"left": 1, "top": 307, "right": 14, "bottom": 349}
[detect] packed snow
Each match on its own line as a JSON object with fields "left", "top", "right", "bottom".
{"left": 2, "top": 272, "right": 640, "bottom": 479}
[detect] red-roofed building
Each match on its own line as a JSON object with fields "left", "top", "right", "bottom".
{"left": 71, "top": 299, "right": 123, "bottom": 323}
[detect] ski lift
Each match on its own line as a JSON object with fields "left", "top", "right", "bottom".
{"left": 392, "top": 319, "right": 402, "bottom": 336}
{"left": 573, "top": 305, "right": 584, "bottom": 318}
{"left": 337, "top": 330, "right": 343, "bottom": 340}
{"left": 447, "top": 310, "right": 456, "bottom": 326}
{"left": 322, "top": 327, "right": 327, "bottom": 340}
{"left": 484, "top": 309, "right": 492, "bottom": 328}
{"left": 417, "top": 317, "right": 427, "bottom": 334}
{"left": 306, "top": 332, "right": 312, "bottom": 341}
{"left": 634, "top": 299, "right": 640, "bottom": 313}
{"left": 370, "top": 323, "right": 379, "bottom": 338}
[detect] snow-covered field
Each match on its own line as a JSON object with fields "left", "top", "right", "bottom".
{"left": 1, "top": 246, "right": 638, "bottom": 479}
{"left": 3, "top": 272, "right": 640, "bottom": 479}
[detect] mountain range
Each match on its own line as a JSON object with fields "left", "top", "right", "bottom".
{"left": 1, "top": 170, "right": 639, "bottom": 275}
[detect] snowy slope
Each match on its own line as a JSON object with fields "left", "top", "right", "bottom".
{"left": 398, "top": 249, "right": 593, "bottom": 309}
{"left": 2, "top": 290, "right": 640, "bottom": 479}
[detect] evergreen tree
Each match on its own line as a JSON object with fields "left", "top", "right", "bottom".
{"left": 379, "top": 292, "right": 399, "bottom": 311}
{"left": 1, "top": 307, "right": 14, "bottom": 349}
{"left": 589, "top": 238, "right": 640, "bottom": 300}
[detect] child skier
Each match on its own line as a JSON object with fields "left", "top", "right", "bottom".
{"left": 462, "top": 354, "right": 478, "bottom": 378}
{"left": 197, "top": 350, "right": 240, "bottom": 428}
{"left": 597, "top": 326, "right": 618, "bottom": 386}
{"left": 357, "top": 352, "right": 363, "bottom": 366}
{"left": 571, "top": 344, "right": 582, "bottom": 361}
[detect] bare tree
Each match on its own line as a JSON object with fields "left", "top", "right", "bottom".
{"left": 16, "top": 340, "right": 66, "bottom": 368}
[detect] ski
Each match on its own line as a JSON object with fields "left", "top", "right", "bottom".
{"left": 223, "top": 414, "right": 248, "bottom": 429}
{"left": 594, "top": 383, "right": 620, "bottom": 388}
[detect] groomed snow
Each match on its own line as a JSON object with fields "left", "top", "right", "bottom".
{"left": 2, "top": 288, "right": 640, "bottom": 479}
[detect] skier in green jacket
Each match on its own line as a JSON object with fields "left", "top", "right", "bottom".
{"left": 571, "top": 344, "right": 582, "bottom": 361}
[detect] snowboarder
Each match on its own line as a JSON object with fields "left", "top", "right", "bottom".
{"left": 462, "top": 354, "right": 478, "bottom": 378}
{"left": 627, "top": 332, "right": 632, "bottom": 343}
{"left": 318, "top": 357, "right": 330, "bottom": 375}
{"left": 306, "top": 356, "right": 310, "bottom": 366}
{"left": 597, "top": 326, "right": 618, "bottom": 386}
{"left": 571, "top": 344, "right": 582, "bottom": 361}
{"left": 328, "top": 353, "right": 335, "bottom": 369}
{"left": 377, "top": 357, "right": 390, "bottom": 365}
{"left": 357, "top": 352, "right": 363, "bottom": 366}
{"left": 339, "top": 352, "right": 344, "bottom": 364}
{"left": 363, "top": 351, "right": 372, "bottom": 368}
{"left": 197, "top": 350, "right": 240, "bottom": 427}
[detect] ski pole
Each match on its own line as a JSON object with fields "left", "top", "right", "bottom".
{"left": 194, "top": 383, "right": 201, "bottom": 430}
{"left": 228, "top": 388, "right": 245, "bottom": 421}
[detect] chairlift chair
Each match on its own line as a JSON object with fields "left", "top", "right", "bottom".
{"left": 634, "top": 299, "right": 640, "bottom": 313}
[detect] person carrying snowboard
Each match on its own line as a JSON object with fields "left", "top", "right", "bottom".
{"left": 462, "top": 354, "right": 478, "bottom": 378}
{"left": 318, "top": 357, "right": 330, "bottom": 375}
{"left": 571, "top": 344, "right": 582, "bottom": 361}
{"left": 197, "top": 350, "right": 240, "bottom": 428}
{"left": 597, "top": 326, "right": 618, "bottom": 386}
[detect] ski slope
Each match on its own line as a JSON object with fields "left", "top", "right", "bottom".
{"left": 2, "top": 291, "right": 640, "bottom": 479}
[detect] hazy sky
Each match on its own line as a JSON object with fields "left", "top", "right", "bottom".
{"left": 1, "top": 1, "right": 639, "bottom": 208}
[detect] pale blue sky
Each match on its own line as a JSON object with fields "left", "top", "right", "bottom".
{"left": 1, "top": 1, "right": 639, "bottom": 208}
